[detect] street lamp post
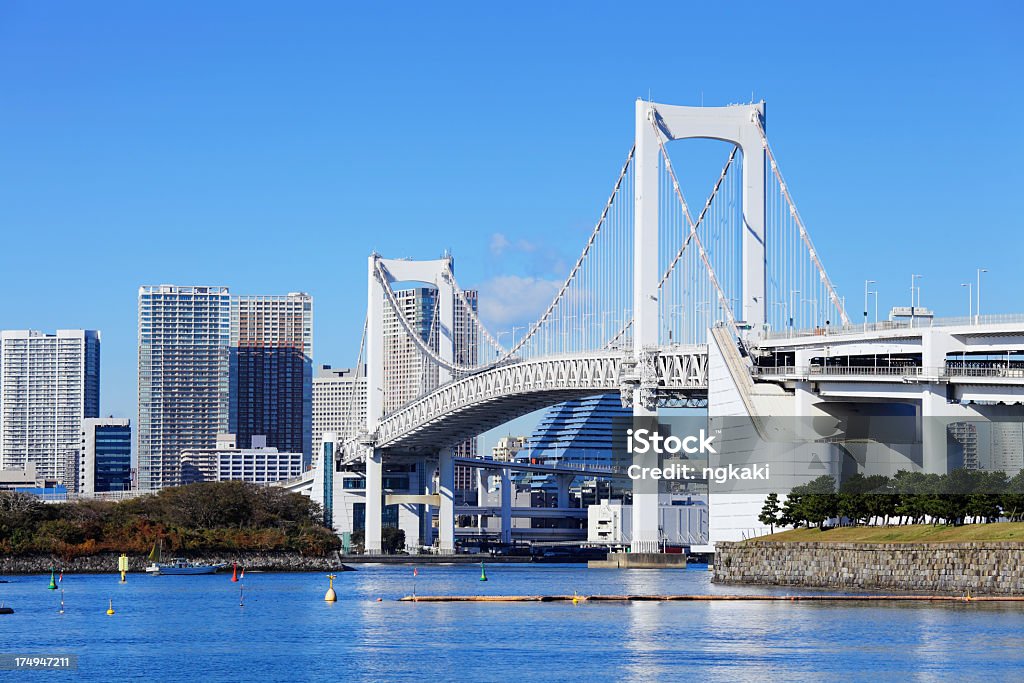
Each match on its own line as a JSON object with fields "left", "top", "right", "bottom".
{"left": 511, "top": 325, "right": 524, "bottom": 351}
{"left": 803, "top": 298, "right": 818, "bottom": 330}
{"left": 961, "top": 283, "right": 972, "bottom": 320}
{"left": 789, "top": 289, "right": 800, "bottom": 336}
{"left": 772, "top": 302, "right": 787, "bottom": 333}
{"left": 910, "top": 274, "right": 922, "bottom": 328}
{"left": 868, "top": 289, "right": 879, "bottom": 324}
{"left": 497, "top": 331, "right": 511, "bottom": 358}
{"left": 864, "top": 280, "right": 876, "bottom": 331}
{"left": 976, "top": 268, "right": 988, "bottom": 325}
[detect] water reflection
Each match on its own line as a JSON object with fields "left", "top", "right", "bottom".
{"left": 2, "top": 565, "right": 1023, "bottom": 682}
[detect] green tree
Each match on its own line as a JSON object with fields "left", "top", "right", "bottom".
{"left": 382, "top": 527, "right": 406, "bottom": 554}
{"left": 758, "top": 493, "right": 782, "bottom": 534}
{"left": 797, "top": 475, "right": 838, "bottom": 531}
{"left": 1003, "top": 471, "right": 1024, "bottom": 521}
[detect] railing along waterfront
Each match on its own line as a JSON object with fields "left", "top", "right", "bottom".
{"left": 763, "top": 313, "right": 1024, "bottom": 341}
{"left": 753, "top": 364, "right": 1024, "bottom": 380}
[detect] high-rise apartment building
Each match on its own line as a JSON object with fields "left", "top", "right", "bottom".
{"left": 382, "top": 285, "right": 479, "bottom": 495}
{"left": 138, "top": 285, "right": 231, "bottom": 490}
{"left": 79, "top": 417, "right": 132, "bottom": 494}
{"left": 0, "top": 330, "right": 100, "bottom": 483}
{"left": 230, "top": 293, "right": 313, "bottom": 462}
{"left": 312, "top": 364, "right": 366, "bottom": 466}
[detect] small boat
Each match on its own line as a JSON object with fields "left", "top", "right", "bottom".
{"left": 144, "top": 540, "right": 224, "bottom": 575}
{"left": 146, "top": 558, "right": 226, "bottom": 575}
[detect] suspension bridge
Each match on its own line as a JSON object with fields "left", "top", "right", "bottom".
{"left": 299, "top": 99, "right": 1024, "bottom": 554}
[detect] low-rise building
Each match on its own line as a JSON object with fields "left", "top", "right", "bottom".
{"left": 79, "top": 418, "right": 132, "bottom": 494}
{"left": 491, "top": 435, "right": 527, "bottom": 462}
{"left": 181, "top": 434, "right": 302, "bottom": 486}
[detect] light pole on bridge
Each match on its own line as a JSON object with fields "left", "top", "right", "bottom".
{"left": 864, "top": 280, "right": 876, "bottom": 331}
{"left": 789, "top": 289, "right": 800, "bottom": 336}
{"left": 961, "top": 283, "right": 973, "bottom": 320}
{"left": 511, "top": 326, "right": 524, "bottom": 351}
{"left": 910, "top": 274, "right": 922, "bottom": 328}
{"left": 772, "top": 302, "right": 787, "bottom": 334}
{"left": 497, "top": 331, "right": 511, "bottom": 358}
{"left": 803, "top": 298, "right": 818, "bottom": 329}
{"left": 976, "top": 268, "right": 987, "bottom": 325}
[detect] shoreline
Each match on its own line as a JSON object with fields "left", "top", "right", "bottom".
{"left": 0, "top": 552, "right": 549, "bottom": 575}
{"left": 0, "top": 551, "right": 350, "bottom": 575}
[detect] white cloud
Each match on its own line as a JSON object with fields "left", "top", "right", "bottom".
{"left": 489, "top": 232, "right": 511, "bottom": 256}
{"left": 479, "top": 275, "right": 562, "bottom": 329}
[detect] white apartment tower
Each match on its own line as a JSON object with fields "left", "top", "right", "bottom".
{"left": 382, "top": 286, "right": 478, "bottom": 410}
{"left": 312, "top": 364, "right": 366, "bottom": 466}
{"left": 138, "top": 285, "right": 231, "bottom": 490}
{"left": 0, "top": 330, "right": 100, "bottom": 483}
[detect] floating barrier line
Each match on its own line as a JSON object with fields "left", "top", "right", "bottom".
{"left": 398, "top": 594, "right": 1024, "bottom": 603}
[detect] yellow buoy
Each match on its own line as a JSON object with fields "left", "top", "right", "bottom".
{"left": 324, "top": 574, "right": 337, "bottom": 602}
{"left": 106, "top": 599, "right": 115, "bottom": 615}
{"left": 571, "top": 590, "right": 580, "bottom": 606}
{"left": 118, "top": 553, "right": 129, "bottom": 583}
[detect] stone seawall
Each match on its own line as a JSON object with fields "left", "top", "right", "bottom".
{"left": 0, "top": 551, "right": 345, "bottom": 575}
{"left": 713, "top": 541, "right": 1024, "bottom": 595}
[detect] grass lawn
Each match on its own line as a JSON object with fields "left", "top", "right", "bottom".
{"left": 749, "top": 522, "right": 1024, "bottom": 544}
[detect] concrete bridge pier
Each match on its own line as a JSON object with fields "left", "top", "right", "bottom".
{"left": 556, "top": 474, "right": 572, "bottom": 509}
{"left": 476, "top": 468, "right": 487, "bottom": 535}
{"left": 423, "top": 460, "right": 435, "bottom": 549}
{"left": 438, "top": 447, "right": 455, "bottom": 554}
{"left": 365, "top": 447, "right": 383, "bottom": 554}
{"left": 500, "top": 467, "right": 512, "bottom": 544}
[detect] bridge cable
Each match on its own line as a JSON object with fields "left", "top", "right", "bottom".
{"left": 650, "top": 117, "right": 741, "bottom": 338}
{"left": 500, "top": 145, "right": 635, "bottom": 358}
{"left": 753, "top": 115, "right": 850, "bottom": 326}
{"left": 376, "top": 260, "right": 490, "bottom": 374}
{"left": 655, "top": 145, "right": 738, "bottom": 292}
{"left": 442, "top": 265, "right": 508, "bottom": 356}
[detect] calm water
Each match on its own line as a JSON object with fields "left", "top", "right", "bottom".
{"left": 1, "top": 564, "right": 1022, "bottom": 682}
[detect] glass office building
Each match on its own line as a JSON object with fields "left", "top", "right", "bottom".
{"left": 80, "top": 417, "right": 131, "bottom": 493}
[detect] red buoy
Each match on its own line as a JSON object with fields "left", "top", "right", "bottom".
{"left": 231, "top": 562, "right": 238, "bottom": 582}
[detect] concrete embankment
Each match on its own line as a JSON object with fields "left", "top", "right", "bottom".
{"left": 713, "top": 541, "right": 1024, "bottom": 595}
{"left": 0, "top": 551, "right": 348, "bottom": 575}
{"left": 588, "top": 552, "right": 689, "bottom": 569}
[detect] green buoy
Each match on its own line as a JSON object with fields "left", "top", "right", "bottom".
{"left": 47, "top": 567, "right": 57, "bottom": 590}
{"left": 480, "top": 561, "right": 488, "bottom": 582}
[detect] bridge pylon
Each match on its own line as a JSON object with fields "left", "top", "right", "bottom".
{"left": 631, "top": 99, "right": 766, "bottom": 552}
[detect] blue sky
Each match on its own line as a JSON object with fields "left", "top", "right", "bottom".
{"left": 1, "top": 2, "right": 1021, "bottom": 450}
